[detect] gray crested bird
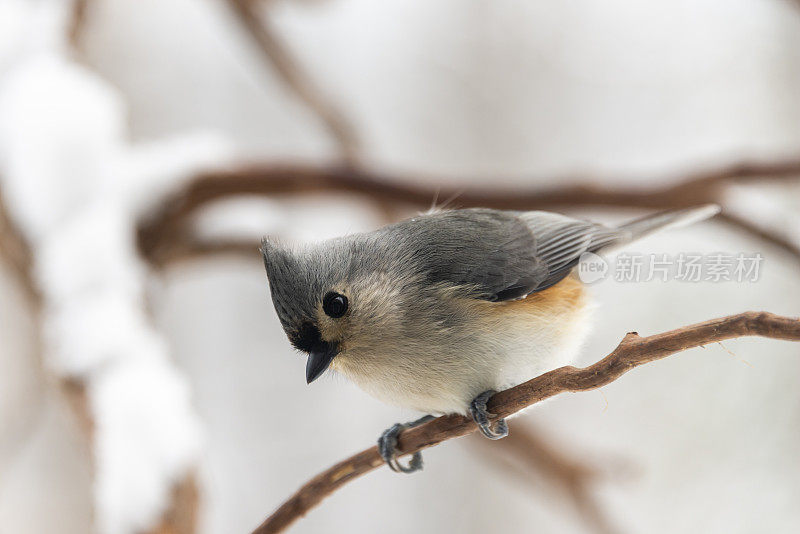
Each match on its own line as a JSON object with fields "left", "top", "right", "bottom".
{"left": 261, "top": 205, "right": 719, "bottom": 473}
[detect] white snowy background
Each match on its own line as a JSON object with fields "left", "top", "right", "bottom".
{"left": 1, "top": 1, "right": 799, "bottom": 534}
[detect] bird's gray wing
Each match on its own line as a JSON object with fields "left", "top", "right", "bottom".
{"left": 518, "top": 211, "right": 621, "bottom": 292}
{"left": 388, "top": 208, "right": 620, "bottom": 301}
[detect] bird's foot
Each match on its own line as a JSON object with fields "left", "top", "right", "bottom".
{"left": 470, "top": 390, "right": 508, "bottom": 439}
{"left": 378, "top": 415, "right": 435, "bottom": 474}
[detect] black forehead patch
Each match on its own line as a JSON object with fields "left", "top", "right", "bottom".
{"left": 290, "top": 322, "right": 326, "bottom": 353}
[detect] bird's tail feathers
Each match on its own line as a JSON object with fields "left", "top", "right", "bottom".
{"left": 613, "top": 203, "right": 720, "bottom": 247}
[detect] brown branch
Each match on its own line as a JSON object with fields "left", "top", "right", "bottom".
{"left": 147, "top": 238, "right": 260, "bottom": 266}
{"left": 150, "top": 474, "right": 200, "bottom": 534}
{"left": 717, "top": 212, "right": 800, "bottom": 262}
{"left": 0, "top": 191, "right": 38, "bottom": 302}
{"left": 250, "top": 311, "right": 800, "bottom": 534}
{"left": 68, "top": 0, "right": 90, "bottom": 53}
{"left": 475, "top": 424, "right": 628, "bottom": 534}
{"left": 226, "top": 0, "right": 360, "bottom": 164}
{"left": 136, "top": 158, "right": 800, "bottom": 265}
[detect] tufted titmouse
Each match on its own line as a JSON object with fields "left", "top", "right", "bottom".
{"left": 261, "top": 205, "right": 719, "bottom": 472}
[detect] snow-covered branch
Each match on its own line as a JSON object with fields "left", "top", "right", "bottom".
{"left": 0, "top": 52, "right": 232, "bottom": 534}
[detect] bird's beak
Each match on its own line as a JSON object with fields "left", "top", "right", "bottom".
{"left": 305, "top": 344, "right": 339, "bottom": 384}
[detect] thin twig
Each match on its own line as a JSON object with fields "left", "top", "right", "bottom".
{"left": 717, "top": 212, "right": 800, "bottom": 263}
{"left": 150, "top": 474, "right": 200, "bottom": 534}
{"left": 68, "top": 0, "right": 90, "bottom": 53}
{"left": 476, "top": 424, "right": 626, "bottom": 534}
{"left": 0, "top": 191, "right": 38, "bottom": 302}
{"left": 250, "top": 311, "right": 800, "bottom": 534}
{"left": 136, "top": 158, "right": 800, "bottom": 265}
{"left": 227, "top": 0, "right": 360, "bottom": 164}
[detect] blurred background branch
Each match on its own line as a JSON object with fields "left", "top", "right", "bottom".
{"left": 0, "top": 190, "right": 37, "bottom": 302}
{"left": 68, "top": 0, "right": 90, "bottom": 53}
{"left": 474, "top": 423, "right": 633, "bottom": 534}
{"left": 136, "top": 158, "right": 800, "bottom": 266}
{"left": 226, "top": 0, "right": 361, "bottom": 166}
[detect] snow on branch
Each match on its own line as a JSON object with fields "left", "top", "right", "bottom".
{"left": 0, "top": 53, "right": 232, "bottom": 534}
{"left": 250, "top": 311, "right": 800, "bottom": 534}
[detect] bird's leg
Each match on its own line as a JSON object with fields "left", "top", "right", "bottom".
{"left": 378, "top": 415, "right": 435, "bottom": 474}
{"left": 470, "top": 390, "right": 508, "bottom": 439}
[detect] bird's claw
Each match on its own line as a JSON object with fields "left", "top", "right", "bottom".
{"left": 470, "top": 390, "right": 508, "bottom": 440}
{"left": 377, "top": 415, "right": 434, "bottom": 474}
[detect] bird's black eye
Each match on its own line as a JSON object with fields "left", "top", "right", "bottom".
{"left": 322, "top": 292, "right": 348, "bottom": 318}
